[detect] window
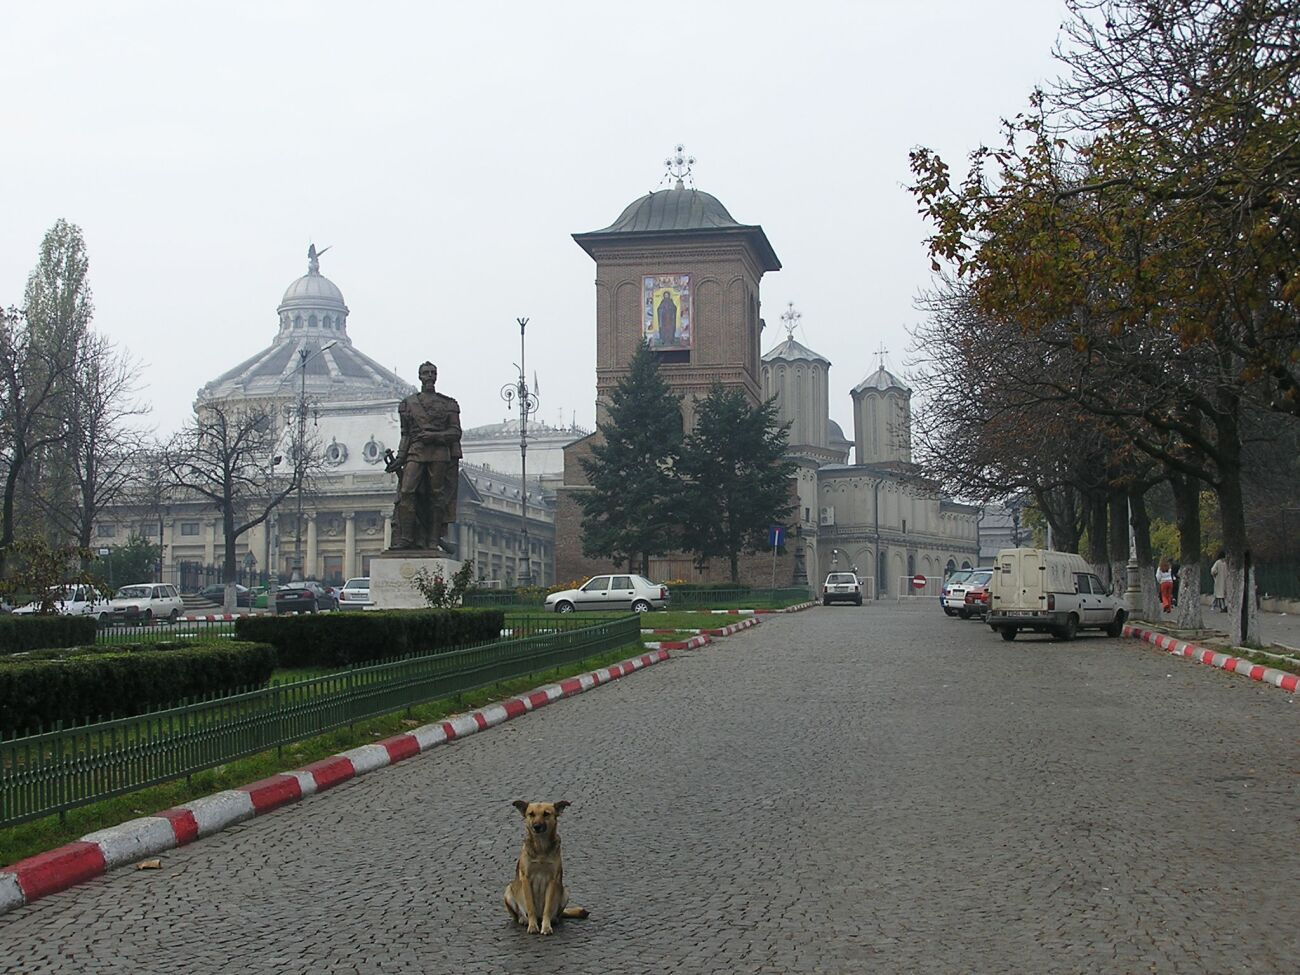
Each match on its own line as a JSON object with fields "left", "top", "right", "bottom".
{"left": 1074, "top": 573, "right": 1091, "bottom": 594}
{"left": 611, "top": 576, "right": 632, "bottom": 589}
{"left": 581, "top": 576, "right": 610, "bottom": 592}
{"left": 97, "top": 523, "right": 116, "bottom": 537}
{"left": 181, "top": 522, "right": 200, "bottom": 536}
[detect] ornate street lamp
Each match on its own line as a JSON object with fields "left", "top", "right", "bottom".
{"left": 501, "top": 318, "right": 539, "bottom": 588}
{"left": 287, "top": 341, "right": 335, "bottom": 581}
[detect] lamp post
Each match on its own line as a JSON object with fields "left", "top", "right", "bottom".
{"left": 264, "top": 453, "right": 283, "bottom": 587}
{"left": 288, "top": 342, "right": 335, "bottom": 582}
{"left": 500, "top": 318, "right": 539, "bottom": 588}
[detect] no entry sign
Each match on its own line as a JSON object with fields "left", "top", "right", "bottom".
{"left": 911, "top": 574, "right": 927, "bottom": 590}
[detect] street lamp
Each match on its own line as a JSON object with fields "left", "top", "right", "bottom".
{"left": 500, "top": 318, "right": 539, "bottom": 588}
{"left": 287, "top": 342, "right": 335, "bottom": 582}
{"left": 264, "top": 453, "right": 283, "bottom": 586}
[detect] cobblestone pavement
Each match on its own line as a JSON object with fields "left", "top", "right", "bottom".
{"left": 2, "top": 605, "right": 1296, "bottom": 974}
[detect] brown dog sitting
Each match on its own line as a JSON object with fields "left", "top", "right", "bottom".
{"left": 503, "top": 800, "right": 590, "bottom": 934}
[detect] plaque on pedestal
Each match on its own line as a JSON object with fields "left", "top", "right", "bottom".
{"left": 369, "top": 552, "right": 463, "bottom": 610}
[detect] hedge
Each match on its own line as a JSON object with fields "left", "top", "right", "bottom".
{"left": 0, "top": 641, "right": 278, "bottom": 737}
{"left": 0, "top": 615, "right": 98, "bottom": 655}
{"left": 234, "top": 608, "right": 506, "bottom": 668}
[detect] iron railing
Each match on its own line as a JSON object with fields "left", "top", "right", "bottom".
{"left": 1, "top": 614, "right": 640, "bottom": 827}
{"left": 667, "top": 587, "right": 809, "bottom": 608}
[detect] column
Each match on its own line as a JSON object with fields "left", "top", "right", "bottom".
{"left": 343, "top": 511, "right": 356, "bottom": 579}
{"left": 382, "top": 515, "right": 392, "bottom": 550}
{"left": 203, "top": 519, "right": 217, "bottom": 567}
{"left": 305, "top": 513, "right": 318, "bottom": 580}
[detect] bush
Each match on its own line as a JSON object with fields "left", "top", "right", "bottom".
{"left": 0, "top": 615, "right": 98, "bottom": 655}
{"left": 233, "top": 608, "right": 506, "bottom": 668}
{"left": 0, "top": 641, "right": 278, "bottom": 736}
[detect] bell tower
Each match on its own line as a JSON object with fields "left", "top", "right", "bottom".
{"left": 571, "top": 147, "right": 781, "bottom": 429}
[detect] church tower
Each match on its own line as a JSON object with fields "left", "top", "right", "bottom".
{"left": 570, "top": 147, "right": 781, "bottom": 428}
{"left": 851, "top": 360, "right": 912, "bottom": 465}
{"left": 760, "top": 302, "right": 846, "bottom": 466}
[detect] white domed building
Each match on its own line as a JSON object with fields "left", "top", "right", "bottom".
{"left": 98, "top": 248, "right": 570, "bottom": 590}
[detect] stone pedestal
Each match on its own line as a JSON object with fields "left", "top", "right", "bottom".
{"left": 369, "top": 552, "right": 462, "bottom": 610}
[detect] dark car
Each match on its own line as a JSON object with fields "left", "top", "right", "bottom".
{"left": 302, "top": 581, "right": 338, "bottom": 611}
{"left": 196, "top": 584, "right": 253, "bottom": 608}
{"left": 273, "top": 585, "right": 319, "bottom": 614}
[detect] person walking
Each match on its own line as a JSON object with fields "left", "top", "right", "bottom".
{"left": 1210, "top": 550, "right": 1228, "bottom": 612}
{"left": 1156, "top": 558, "right": 1175, "bottom": 613}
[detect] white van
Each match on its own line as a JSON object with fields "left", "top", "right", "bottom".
{"left": 987, "top": 548, "right": 1127, "bottom": 641}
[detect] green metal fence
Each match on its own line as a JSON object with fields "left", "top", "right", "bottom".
{"left": 667, "top": 587, "right": 810, "bottom": 608}
{"left": 1, "top": 614, "right": 640, "bottom": 827}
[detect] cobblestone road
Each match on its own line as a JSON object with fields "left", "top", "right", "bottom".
{"left": 2, "top": 605, "right": 1296, "bottom": 974}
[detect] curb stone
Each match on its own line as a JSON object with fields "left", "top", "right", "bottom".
{"left": 0, "top": 649, "right": 670, "bottom": 918}
{"left": 1125, "top": 624, "right": 1299, "bottom": 693}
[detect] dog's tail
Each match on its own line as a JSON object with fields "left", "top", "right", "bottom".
{"left": 562, "top": 906, "right": 590, "bottom": 919}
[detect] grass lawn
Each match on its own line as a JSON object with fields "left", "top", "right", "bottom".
{"left": 0, "top": 642, "right": 643, "bottom": 868}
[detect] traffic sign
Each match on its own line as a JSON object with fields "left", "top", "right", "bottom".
{"left": 911, "top": 574, "right": 927, "bottom": 590}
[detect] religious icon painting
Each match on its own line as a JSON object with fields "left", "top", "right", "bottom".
{"left": 642, "top": 273, "right": 692, "bottom": 351}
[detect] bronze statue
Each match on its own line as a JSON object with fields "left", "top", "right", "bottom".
{"left": 386, "top": 361, "right": 461, "bottom": 553}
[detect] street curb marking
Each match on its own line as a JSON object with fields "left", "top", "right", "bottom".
{"left": 0, "top": 649, "right": 670, "bottom": 918}
{"left": 1125, "top": 624, "right": 1299, "bottom": 693}
{"left": 640, "top": 617, "right": 761, "bottom": 638}
{"left": 643, "top": 634, "right": 712, "bottom": 650}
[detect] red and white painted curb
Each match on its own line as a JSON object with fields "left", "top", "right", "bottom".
{"left": 641, "top": 617, "right": 761, "bottom": 639}
{"left": 643, "top": 634, "right": 712, "bottom": 651}
{"left": 1125, "top": 624, "right": 1299, "bottom": 693}
{"left": 0, "top": 649, "right": 670, "bottom": 918}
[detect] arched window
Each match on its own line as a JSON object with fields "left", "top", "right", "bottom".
{"left": 308, "top": 314, "right": 318, "bottom": 328}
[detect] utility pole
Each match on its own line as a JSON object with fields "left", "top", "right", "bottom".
{"left": 500, "top": 318, "right": 539, "bottom": 587}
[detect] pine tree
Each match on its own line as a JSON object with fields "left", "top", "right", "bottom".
{"left": 577, "top": 342, "right": 683, "bottom": 576}
{"left": 677, "top": 384, "right": 796, "bottom": 582}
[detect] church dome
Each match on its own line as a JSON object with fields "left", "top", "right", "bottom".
{"left": 601, "top": 186, "right": 742, "bottom": 234}
{"left": 279, "top": 271, "right": 346, "bottom": 312}
{"left": 852, "top": 365, "right": 911, "bottom": 396}
{"left": 763, "top": 335, "right": 830, "bottom": 367}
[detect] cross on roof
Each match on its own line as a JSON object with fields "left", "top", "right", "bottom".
{"left": 875, "top": 343, "right": 890, "bottom": 370}
{"left": 662, "top": 143, "right": 696, "bottom": 189}
{"left": 781, "top": 301, "right": 802, "bottom": 339}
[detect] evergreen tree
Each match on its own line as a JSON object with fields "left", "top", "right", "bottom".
{"left": 577, "top": 342, "right": 683, "bottom": 576}
{"left": 677, "top": 384, "right": 796, "bottom": 582}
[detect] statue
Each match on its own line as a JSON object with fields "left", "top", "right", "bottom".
{"left": 385, "top": 361, "right": 461, "bottom": 553}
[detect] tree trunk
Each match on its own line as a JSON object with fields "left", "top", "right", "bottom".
{"left": 1086, "top": 492, "right": 1108, "bottom": 568}
{"left": 1213, "top": 419, "right": 1257, "bottom": 645}
{"left": 1106, "top": 489, "right": 1128, "bottom": 590}
{"left": 1170, "top": 474, "right": 1203, "bottom": 630}
{"left": 1129, "top": 487, "right": 1160, "bottom": 621}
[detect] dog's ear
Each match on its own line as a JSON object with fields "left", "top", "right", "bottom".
{"left": 512, "top": 799, "right": 529, "bottom": 815}
{"left": 554, "top": 800, "right": 571, "bottom": 815}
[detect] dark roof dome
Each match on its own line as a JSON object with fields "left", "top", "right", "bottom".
{"left": 574, "top": 181, "right": 780, "bottom": 271}
{"left": 601, "top": 186, "right": 741, "bottom": 234}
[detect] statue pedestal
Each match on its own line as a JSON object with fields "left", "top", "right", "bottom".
{"left": 370, "top": 551, "right": 462, "bottom": 610}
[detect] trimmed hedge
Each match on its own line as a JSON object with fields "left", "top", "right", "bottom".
{"left": 0, "top": 641, "right": 278, "bottom": 736}
{"left": 234, "top": 608, "right": 506, "bottom": 668}
{"left": 668, "top": 583, "right": 754, "bottom": 593}
{"left": 0, "top": 615, "right": 98, "bottom": 655}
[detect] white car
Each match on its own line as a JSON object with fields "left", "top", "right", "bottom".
{"left": 338, "top": 576, "right": 372, "bottom": 610}
{"left": 821, "top": 572, "right": 863, "bottom": 606}
{"left": 110, "top": 583, "right": 184, "bottom": 625}
{"left": 545, "top": 574, "right": 669, "bottom": 613}
{"left": 12, "top": 584, "right": 113, "bottom": 624}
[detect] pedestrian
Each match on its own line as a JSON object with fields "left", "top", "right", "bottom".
{"left": 1210, "top": 549, "right": 1227, "bottom": 612}
{"left": 1156, "top": 557, "right": 1174, "bottom": 613}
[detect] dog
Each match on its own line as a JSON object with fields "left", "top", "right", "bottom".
{"left": 503, "top": 799, "right": 590, "bottom": 934}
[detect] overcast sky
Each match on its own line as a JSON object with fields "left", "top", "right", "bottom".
{"left": 2, "top": 0, "right": 1065, "bottom": 440}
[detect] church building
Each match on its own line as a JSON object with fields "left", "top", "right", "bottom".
{"left": 555, "top": 154, "right": 979, "bottom": 592}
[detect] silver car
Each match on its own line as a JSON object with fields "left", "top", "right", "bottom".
{"left": 338, "top": 576, "right": 372, "bottom": 610}
{"left": 545, "top": 574, "right": 669, "bottom": 613}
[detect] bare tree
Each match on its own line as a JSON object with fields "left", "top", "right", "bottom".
{"left": 162, "top": 402, "right": 309, "bottom": 610}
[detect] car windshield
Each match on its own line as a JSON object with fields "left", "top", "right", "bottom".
{"left": 826, "top": 573, "right": 856, "bottom": 584}
{"left": 946, "top": 570, "right": 973, "bottom": 585}
{"left": 116, "top": 586, "right": 151, "bottom": 599}
{"left": 968, "top": 571, "right": 993, "bottom": 585}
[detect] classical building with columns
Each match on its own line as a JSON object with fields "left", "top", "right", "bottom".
{"left": 94, "top": 249, "right": 570, "bottom": 590}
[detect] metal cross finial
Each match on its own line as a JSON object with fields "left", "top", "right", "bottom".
{"left": 663, "top": 143, "right": 696, "bottom": 189}
{"left": 875, "top": 343, "right": 890, "bottom": 370}
{"left": 781, "top": 301, "right": 801, "bottom": 340}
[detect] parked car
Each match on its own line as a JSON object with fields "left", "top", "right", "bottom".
{"left": 963, "top": 580, "right": 992, "bottom": 619}
{"left": 544, "top": 574, "right": 669, "bottom": 613}
{"left": 12, "top": 583, "right": 113, "bottom": 624}
{"left": 302, "top": 580, "right": 338, "bottom": 610}
{"left": 272, "top": 585, "right": 320, "bottom": 614}
{"left": 946, "top": 568, "right": 994, "bottom": 619}
{"left": 987, "top": 547, "right": 1127, "bottom": 641}
{"left": 196, "top": 583, "right": 253, "bottom": 608}
{"left": 338, "top": 577, "right": 372, "bottom": 610}
{"left": 110, "top": 583, "right": 184, "bottom": 625}
{"left": 821, "top": 571, "right": 863, "bottom": 606}
{"left": 939, "top": 569, "right": 974, "bottom": 616}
